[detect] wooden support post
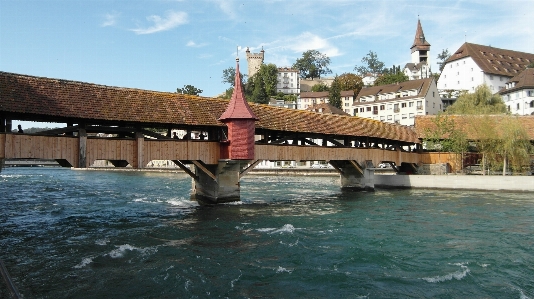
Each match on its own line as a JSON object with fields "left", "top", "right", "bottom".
{"left": 5, "top": 120, "right": 12, "bottom": 133}
{"left": 78, "top": 128, "right": 87, "bottom": 168}
{"left": 136, "top": 131, "right": 144, "bottom": 169}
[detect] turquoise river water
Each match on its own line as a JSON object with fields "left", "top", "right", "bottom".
{"left": 1, "top": 167, "right": 533, "bottom": 298}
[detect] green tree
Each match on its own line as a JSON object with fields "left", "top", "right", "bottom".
{"left": 373, "top": 72, "right": 408, "bottom": 86}
{"left": 445, "top": 84, "right": 507, "bottom": 115}
{"left": 221, "top": 67, "right": 246, "bottom": 86}
{"left": 220, "top": 87, "right": 234, "bottom": 100}
{"left": 292, "top": 50, "right": 332, "bottom": 79}
{"left": 246, "top": 63, "right": 278, "bottom": 104}
{"left": 497, "top": 117, "right": 533, "bottom": 175}
{"left": 335, "top": 73, "right": 364, "bottom": 97}
{"left": 436, "top": 49, "right": 451, "bottom": 72}
{"left": 354, "top": 51, "right": 385, "bottom": 77}
{"left": 311, "top": 82, "right": 330, "bottom": 92}
{"left": 423, "top": 114, "right": 469, "bottom": 170}
{"left": 177, "top": 84, "right": 203, "bottom": 95}
{"left": 328, "top": 75, "right": 342, "bottom": 109}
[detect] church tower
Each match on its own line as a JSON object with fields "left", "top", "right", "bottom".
{"left": 245, "top": 47, "right": 265, "bottom": 78}
{"left": 411, "top": 19, "right": 431, "bottom": 64}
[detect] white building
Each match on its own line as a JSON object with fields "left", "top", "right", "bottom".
{"left": 498, "top": 68, "right": 534, "bottom": 115}
{"left": 437, "top": 43, "right": 534, "bottom": 95}
{"left": 353, "top": 78, "right": 441, "bottom": 126}
{"left": 403, "top": 19, "right": 432, "bottom": 80}
{"left": 277, "top": 67, "right": 300, "bottom": 95}
{"left": 340, "top": 90, "right": 356, "bottom": 115}
{"left": 298, "top": 91, "right": 329, "bottom": 109}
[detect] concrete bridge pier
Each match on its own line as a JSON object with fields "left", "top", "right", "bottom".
{"left": 191, "top": 160, "right": 250, "bottom": 204}
{"left": 331, "top": 160, "right": 375, "bottom": 191}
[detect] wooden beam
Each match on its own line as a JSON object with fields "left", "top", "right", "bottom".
{"left": 240, "top": 160, "right": 261, "bottom": 178}
{"left": 191, "top": 160, "right": 216, "bottom": 181}
{"left": 349, "top": 160, "right": 363, "bottom": 175}
{"left": 172, "top": 160, "right": 198, "bottom": 180}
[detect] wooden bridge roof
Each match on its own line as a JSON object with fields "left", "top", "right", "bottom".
{"left": 0, "top": 71, "right": 419, "bottom": 143}
{"left": 415, "top": 115, "right": 534, "bottom": 141}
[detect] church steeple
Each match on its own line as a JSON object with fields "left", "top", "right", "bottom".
{"left": 410, "top": 19, "right": 431, "bottom": 64}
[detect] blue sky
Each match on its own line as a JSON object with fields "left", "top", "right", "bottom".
{"left": 1, "top": 0, "right": 533, "bottom": 102}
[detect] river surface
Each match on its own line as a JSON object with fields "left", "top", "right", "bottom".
{"left": 1, "top": 167, "right": 533, "bottom": 298}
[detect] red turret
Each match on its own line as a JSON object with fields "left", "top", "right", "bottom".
{"left": 219, "top": 58, "right": 258, "bottom": 160}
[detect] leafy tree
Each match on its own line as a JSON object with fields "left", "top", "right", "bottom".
{"left": 384, "top": 65, "right": 401, "bottom": 75}
{"left": 311, "top": 82, "right": 330, "bottom": 92}
{"left": 445, "top": 84, "right": 507, "bottom": 115}
{"left": 498, "top": 117, "right": 532, "bottom": 175}
{"left": 292, "top": 50, "right": 332, "bottom": 79}
{"left": 354, "top": 51, "right": 385, "bottom": 77}
{"left": 374, "top": 72, "right": 408, "bottom": 86}
{"left": 423, "top": 114, "right": 469, "bottom": 170}
{"left": 527, "top": 62, "right": 534, "bottom": 68}
{"left": 221, "top": 67, "right": 246, "bottom": 86}
{"left": 283, "top": 94, "right": 297, "bottom": 102}
{"left": 220, "top": 87, "right": 234, "bottom": 100}
{"left": 335, "top": 73, "right": 363, "bottom": 96}
{"left": 257, "top": 63, "right": 278, "bottom": 97}
{"left": 250, "top": 75, "right": 269, "bottom": 104}
{"left": 436, "top": 49, "right": 451, "bottom": 72}
{"left": 328, "top": 75, "right": 342, "bottom": 109}
{"left": 177, "top": 84, "right": 203, "bottom": 95}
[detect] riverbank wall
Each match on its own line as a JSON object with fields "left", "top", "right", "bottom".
{"left": 375, "top": 174, "right": 534, "bottom": 192}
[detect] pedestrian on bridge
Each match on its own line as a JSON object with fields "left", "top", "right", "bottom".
{"left": 17, "top": 125, "right": 23, "bottom": 133}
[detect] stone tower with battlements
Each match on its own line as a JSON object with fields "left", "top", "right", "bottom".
{"left": 245, "top": 47, "right": 265, "bottom": 78}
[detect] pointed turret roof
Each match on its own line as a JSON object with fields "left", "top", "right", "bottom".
{"left": 411, "top": 19, "right": 430, "bottom": 49}
{"left": 219, "top": 58, "right": 259, "bottom": 121}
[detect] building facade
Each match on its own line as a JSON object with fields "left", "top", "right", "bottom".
{"left": 298, "top": 91, "right": 329, "bottom": 109}
{"left": 437, "top": 43, "right": 534, "bottom": 95}
{"left": 353, "top": 78, "right": 441, "bottom": 126}
{"left": 403, "top": 20, "right": 432, "bottom": 80}
{"left": 498, "top": 68, "right": 534, "bottom": 115}
{"left": 276, "top": 67, "right": 300, "bottom": 94}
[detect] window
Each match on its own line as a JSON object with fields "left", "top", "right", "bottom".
{"left": 380, "top": 105, "right": 385, "bottom": 110}
{"left": 387, "top": 115, "right": 392, "bottom": 120}
{"left": 360, "top": 108, "right": 365, "bottom": 112}
{"left": 380, "top": 116, "right": 385, "bottom": 121}
{"left": 394, "top": 104, "right": 400, "bottom": 112}
{"left": 458, "top": 81, "right": 460, "bottom": 84}
{"left": 409, "top": 102, "right": 414, "bottom": 107}
{"left": 472, "top": 77, "right": 474, "bottom": 81}
{"left": 409, "top": 113, "right": 415, "bottom": 118}
{"left": 387, "top": 104, "right": 392, "bottom": 110}
{"left": 401, "top": 103, "right": 407, "bottom": 108}
{"left": 366, "top": 107, "right": 371, "bottom": 112}
{"left": 344, "top": 102, "right": 349, "bottom": 106}
{"left": 490, "top": 75, "right": 494, "bottom": 80}
{"left": 500, "top": 77, "right": 503, "bottom": 81}
{"left": 402, "top": 114, "right": 407, "bottom": 119}
{"left": 457, "top": 72, "right": 459, "bottom": 75}
{"left": 450, "top": 65, "right": 452, "bottom": 68}
{"left": 416, "top": 101, "right": 423, "bottom": 110}
{"left": 433, "top": 91, "right": 435, "bottom": 97}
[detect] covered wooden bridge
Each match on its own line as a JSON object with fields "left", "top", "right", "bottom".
{"left": 1, "top": 69, "right": 422, "bottom": 202}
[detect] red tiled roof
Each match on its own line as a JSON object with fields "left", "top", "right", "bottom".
{"left": 355, "top": 77, "right": 433, "bottom": 104}
{"left": 498, "top": 68, "right": 534, "bottom": 95}
{"left": 0, "top": 71, "right": 420, "bottom": 143}
{"left": 411, "top": 19, "right": 430, "bottom": 50}
{"left": 306, "top": 103, "right": 350, "bottom": 116}
{"left": 219, "top": 59, "right": 258, "bottom": 121}
{"left": 446, "top": 43, "right": 534, "bottom": 77}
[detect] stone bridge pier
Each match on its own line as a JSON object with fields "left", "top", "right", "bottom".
{"left": 330, "top": 160, "right": 375, "bottom": 191}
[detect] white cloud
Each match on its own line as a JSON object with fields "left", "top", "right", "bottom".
{"left": 215, "top": 0, "right": 237, "bottom": 19}
{"left": 101, "top": 12, "right": 120, "bottom": 27}
{"left": 131, "top": 10, "right": 188, "bottom": 35}
{"left": 186, "top": 41, "right": 208, "bottom": 48}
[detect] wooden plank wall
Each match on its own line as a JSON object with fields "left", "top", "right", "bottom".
{"left": 86, "top": 138, "right": 137, "bottom": 166}
{"left": 0, "top": 133, "right": 78, "bottom": 166}
{"left": 255, "top": 144, "right": 419, "bottom": 166}
{"left": 144, "top": 140, "right": 220, "bottom": 165}
{"left": 418, "top": 152, "right": 462, "bottom": 172}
